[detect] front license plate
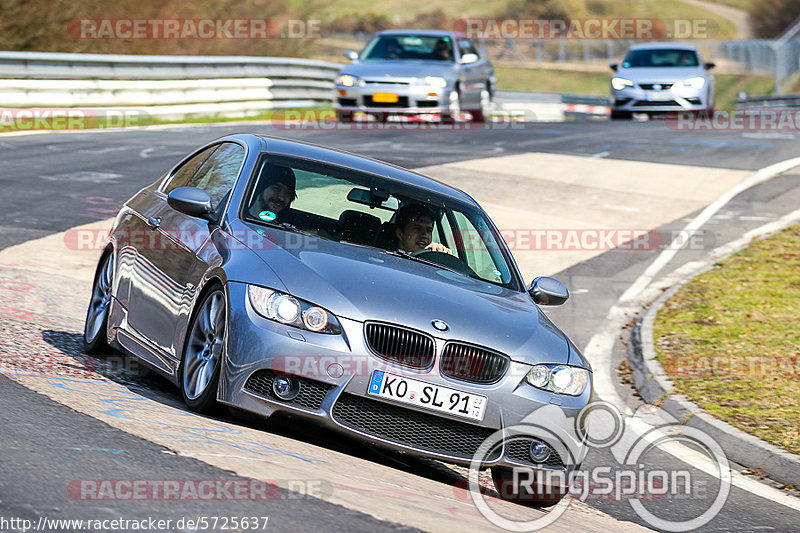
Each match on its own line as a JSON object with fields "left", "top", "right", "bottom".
{"left": 367, "top": 370, "right": 487, "bottom": 422}
{"left": 372, "top": 92, "right": 399, "bottom": 103}
{"left": 645, "top": 91, "right": 672, "bottom": 101}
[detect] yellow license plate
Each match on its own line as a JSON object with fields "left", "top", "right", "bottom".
{"left": 372, "top": 92, "right": 399, "bottom": 103}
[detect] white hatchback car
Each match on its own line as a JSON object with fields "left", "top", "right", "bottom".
{"left": 610, "top": 42, "right": 715, "bottom": 119}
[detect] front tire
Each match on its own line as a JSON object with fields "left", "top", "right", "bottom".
{"left": 490, "top": 466, "right": 566, "bottom": 506}
{"left": 180, "top": 285, "right": 226, "bottom": 413}
{"left": 84, "top": 253, "right": 113, "bottom": 355}
{"left": 610, "top": 110, "right": 632, "bottom": 120}
{"left": 470, "top": 86, "right": 492, "bottom": 122}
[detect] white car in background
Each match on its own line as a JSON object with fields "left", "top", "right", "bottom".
{"left": 610, "top": 42, "right": 715, "bottom": 119}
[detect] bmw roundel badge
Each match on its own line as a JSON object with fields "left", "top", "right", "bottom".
{"left": 431, "top": 319, "right": 449, "bottom": 332}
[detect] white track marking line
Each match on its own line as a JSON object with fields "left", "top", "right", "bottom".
{"left": 619, "top": 156, "right": 800, "bottom": 303}
{"left": 584, "top": 156, "right": 800, "bottom": 509}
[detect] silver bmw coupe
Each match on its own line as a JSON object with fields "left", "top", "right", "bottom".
{"left": 84, "top": 134, "right": 592, "bottom": 502}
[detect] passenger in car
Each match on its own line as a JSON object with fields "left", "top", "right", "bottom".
{"left": 394, "top": 203, "right": 452, "bottom": 254}
{"left": 248, "top": 164, "right": 297, "bottom": 222}
{"left": 433, "top": 39, "right": 451, "bottom": 61}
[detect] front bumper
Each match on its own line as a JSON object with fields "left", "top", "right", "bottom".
{"left": 611, "top": 85, "right": 710, "bottom": 112}
{"left": 335, "top": 83, "right": 454, "bottom": 115}
{"left": 218, "top": 282, "right": 590, "bottom": 473}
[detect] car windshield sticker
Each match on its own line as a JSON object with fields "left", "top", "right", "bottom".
{"left": 258, "top": 210, "right": 277, "bottom": 222}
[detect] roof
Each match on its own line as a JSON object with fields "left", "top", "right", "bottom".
{"left": 372, "top": 29, "right": 466, "bottom": 39}
{"left": 245, "top": 134, "right": 476, "bottom": 205}
{"left": 627, "top": 42, "right": 700, "bottom": 51}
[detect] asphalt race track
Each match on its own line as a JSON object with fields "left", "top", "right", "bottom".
{"left": 1, "top": 119, "right": 800, "bottom": 532}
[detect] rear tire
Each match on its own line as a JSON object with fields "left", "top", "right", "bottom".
{"left": 84, "top": 253, "right": 113, "bottom": 355}
{"left": 610, "top": 110, "right": 632, "bottom": 120}
{"left": 180, "top": 285, "right": 226, "bottom": 414}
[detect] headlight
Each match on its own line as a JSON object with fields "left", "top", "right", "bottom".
{"left": 525, "top": 364, "right": 590, "bottom": 396}
{"left": 336, "top": 74, "right": 359, "bottom": 87}
{"left": 611, "top": 77, "right": 634, "bottom": 91}
{"left": 679, "top": 76, "right": 705, "bottom": 90}
{"left": 247, "top": 285, "right": 342, "bottom": 334}
{"left": 422, "top": 76, "right": 448, "bottom": 88}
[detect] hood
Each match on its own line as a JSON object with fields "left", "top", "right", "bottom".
{"left": 339, "top": 60, "right": 457, "bottom": 81}
{"left": 617, "top": 66, "right": 706, "bottom": 84}
{"left": 232, "top": 222, "right": 573, "bottom": 365}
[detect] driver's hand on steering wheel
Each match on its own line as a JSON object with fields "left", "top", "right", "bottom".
{"left": 425, "top": 242, "right": 453, "bottom": 255}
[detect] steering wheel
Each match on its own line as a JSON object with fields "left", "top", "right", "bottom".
{"left": 410, "top": 249, "right": 478, "bottom": 278}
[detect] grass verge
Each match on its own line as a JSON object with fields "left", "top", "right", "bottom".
{"left": 654, "top": 223, "right": 800, "bottom": 455}
{"left": 495, "top": 66, "right": 774, "bottom": 110}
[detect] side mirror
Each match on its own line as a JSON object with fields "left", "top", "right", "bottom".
{"left": 609, "top": 63, "right": 618, "bottom": 72}
{"left": 461, "top": 53, "right": 478, "bottom": 64}
{"left": 167, "top": 187, "right": 213, "bottom": 218}
{"left": 529, "top": 277, "right": 569, "bottom": 306}
{"left": 344, "top": 50, "right": 358, "bottom": 61}
{"left": 704, "top": 62, "right": 715, "bottom": 70}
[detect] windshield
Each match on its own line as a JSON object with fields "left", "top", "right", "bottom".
{"left": 622, "top": 49, "right": 699, "bottom": 68}
{"left": 242, "top": 155, "right": 520, "bottom": 290}
{"left": 360, "top": 34, "right": 454, "bottom": 62}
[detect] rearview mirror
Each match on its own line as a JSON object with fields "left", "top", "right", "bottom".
{"left": 704, "top": 62, "right": 715, "bottom": 70}
{"left": 609, "top": 63, "right": 618, "bottom": 72}
{"left": 167, "top": 187, "right": 213, "bottom": 218}
{"left": 346, "top": 187, "right": 399, "bottom": 210}
{"left": 529, "top": 277, "right": 569, "bottom": 306}
{"left": 344, "top": 50, "right": 358, "bottom": 61}
{"left": 461, "top": 53, "right": 478, "bottom": 64}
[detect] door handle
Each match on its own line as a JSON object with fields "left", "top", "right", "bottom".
{"left": 147, "top": 216, "right": 161, "bottom": 230}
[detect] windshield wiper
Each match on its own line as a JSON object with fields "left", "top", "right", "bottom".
{"left": 386, "top": 249, "right": 471, "bottom": 278}
{"left": 251, "top": 219, "right": 318, "bottom": 238}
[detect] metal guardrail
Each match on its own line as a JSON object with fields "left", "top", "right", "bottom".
{"left": 0, "top": 51, "right": 340, "bottom": 118}
{"left": 0, "top": 51, "right": 612, "bottom": 122}
{"left": 736, "top": 94, "right": 800, "bottom": 109}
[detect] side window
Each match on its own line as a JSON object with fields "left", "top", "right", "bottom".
{"left": 186, "top": 143, "right": 246, "bottom": 209}
{"left": 163, "top": 146, "right": 217, "bottom": 194}
{"left": 433, "top": 211, "right": 456, "bottom": 249}
{"left": 452, "top": 211, "right": 506, "bottom": 284}
{"left": 458, "top": 39, "right": 479, "bottom": 58}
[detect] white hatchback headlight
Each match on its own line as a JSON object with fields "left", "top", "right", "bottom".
{"left": 611, "top": 77, "right": 634, "bottom": 90}
{"left": 525, "top": 364, "right": 590, "bottom": 396}
{"left": 679, "top": 76, "right": 706, "bottom": 90}
{"left": 247, "top": 285, "right": 341, "bottom": 334}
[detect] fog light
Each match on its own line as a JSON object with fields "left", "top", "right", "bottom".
{"left": 529, "top": 440, "right": 551, "bottom": 463}
{"left": 272, "top": 376, "right": 300, "bottom": 401}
